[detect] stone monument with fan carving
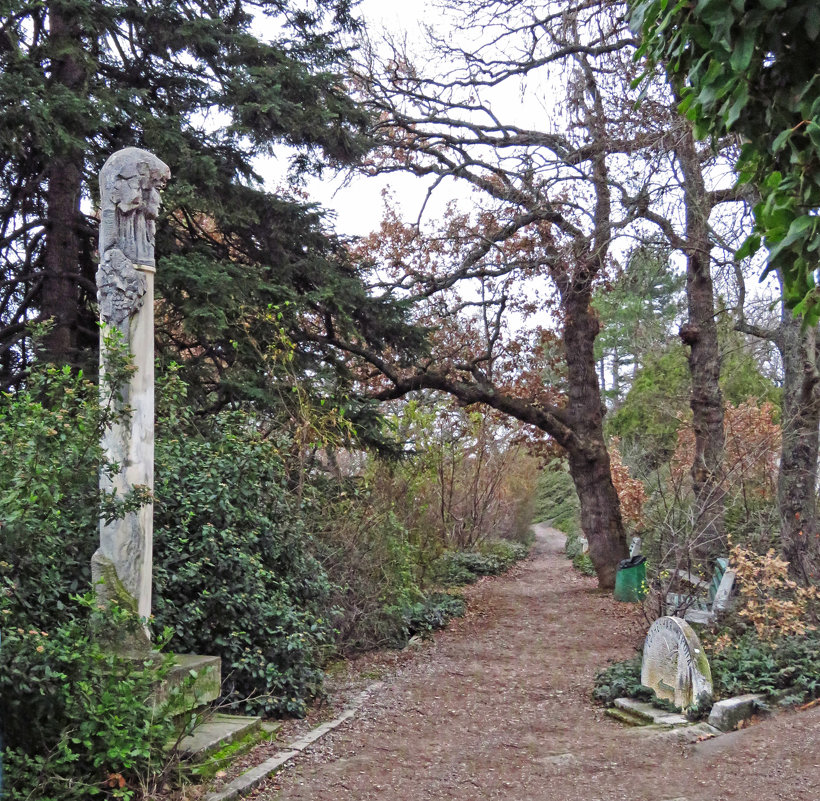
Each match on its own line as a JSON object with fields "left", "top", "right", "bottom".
{"left": 92, "top": 147, "right": 170, "bottom": 652}
{"left": 641, "top": 616, "right": 713, "bottom": 709}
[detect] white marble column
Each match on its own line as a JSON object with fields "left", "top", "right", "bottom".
{"left": 92, "top": 148, "right": 169, "bottom": 650}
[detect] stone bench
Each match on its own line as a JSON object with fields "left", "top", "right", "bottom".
{"left": 666, "top": 557, "right": 735, "bottom": 625}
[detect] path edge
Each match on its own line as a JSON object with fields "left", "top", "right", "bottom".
{"left": 203, "top": 682, "right": 384, "bottom": 801}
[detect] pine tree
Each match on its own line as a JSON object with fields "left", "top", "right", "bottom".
{"left": 593, "top": 242, "right": 684, "bottom": 407}
{"left": 0, "top": 0, "right": 422, "bottom": 417}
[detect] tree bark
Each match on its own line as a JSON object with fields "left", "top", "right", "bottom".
{"left": 40, "top": 7, "right": 84, "bottom": 365}
{"left": 736, "top": 267, "right": 820, "bottom": 581}
{"left": 676, "top": 125, "right": 726, "bottom": 559}
{"left": 564, "top": 281, "right": 628, "bottom": 588}
{"left": 777, "top": 305, "right": 820, "bottom": 581}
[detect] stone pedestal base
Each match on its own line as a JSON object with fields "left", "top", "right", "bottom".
{"left": 152, "top": 654, "right": 221, "bottom": 717}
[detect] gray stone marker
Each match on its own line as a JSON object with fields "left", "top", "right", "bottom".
{"left": 92, "top": 147, "right": 170, "bottom": 650}
{"left": 707, "top": 693, "right": 766, "bottom": 732}
{"left": 641, "top": 616, "right": 713, "bottom": 710}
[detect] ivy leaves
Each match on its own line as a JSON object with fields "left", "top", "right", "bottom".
{"left": 629, "top": 0, "right": 820, "bottom": 323}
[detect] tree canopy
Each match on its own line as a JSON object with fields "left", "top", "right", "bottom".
{"left": 0, "top": 0, "right": 423, "bottom": 431}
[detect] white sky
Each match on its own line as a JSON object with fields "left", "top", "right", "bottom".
{"left": 253, "top": 0, "right": 779, "bottom": 321}
{"left": 256, "top": 0, "right": 510, "bottom": 240}
{"left": 303, "top": 0, "right": 438, "bottom": 237}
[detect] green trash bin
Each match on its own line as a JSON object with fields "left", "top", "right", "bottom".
{"left": 614, "top": 555, "right": 647, "bottom": 602}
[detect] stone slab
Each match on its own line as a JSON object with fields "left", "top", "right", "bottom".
{"left": 667, "top": 722, "right": 722, "bottom": 744}
{"left": 643, "top": 721, "right": 722, "bottom": 745}
{"left": 613, "top": 697, "right": 657, "bottom": 722}
{"left": 178, "top": 714, "right": 261, "bottom": 760}
{"left": 605, "top": 707, "right": 648, "bottom": 727}
{"left": 672, "top": 569, "right": 709, "bottom": 590}
{"left": 614, "top": 698, "right": 689, "bottom": 726}
{"left": 260, "top": 721, "right": 283, "bottom": 735}
{"left": 153, "top": 654, "right": 221, "bottom": 716}
{"left": 707, "top": 693, "right": 767, "bottom": 732}
{"left": 682, "top": 608, "right": 715, "bottom": 625}
{"left": 712, "top": 569, "right": 736, "bottom": 612}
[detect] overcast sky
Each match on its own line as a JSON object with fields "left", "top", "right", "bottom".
{"left": 301, "top": 0, "right": 436, "bottom": 238}
{"left": 251, "top": 0, "right": 454, "bottom": 239}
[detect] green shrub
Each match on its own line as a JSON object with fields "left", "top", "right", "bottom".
{"left": 532, "top": 463, "right": 580, "bottom": 535}
{"left": 592, "top": 656, "right": 677, "bottom": 712}
{"left": 709, "top": 630, "right": 820, "bottom": 705}
{"left": 572, "top": 551, "right": 597, "bottom": 576}
{"left": 482, "top": 539, "right": 531, "bottom": 566}
{"left": 312, "top": 489, "right": 427, "bottom": 654}
{"left": 314, "top": 490, "right": 465, "bottom": 650}
{"left": 432, "top": 540, "right": 530, "bottom": 587}
{"left": 562, "top": 531, "right": 596, "bottom": 576}
{"left": 399, "top": 591, "right": 466, "bottom": 638}
{"left": 433, "top": 551, "right": 494, "bottom": 585}
{"left": 0, "top": 352, "right": 145, "bottom": 632}
{"left": 152, "top": 392, "right": 332, "bottom": 718}
{"left": 0, "top": 353, "right": 188, "bottom": 797}
{"left": 592, "top": 656, "right": 651, "bottom": 705}
{"left": 0, "top": 599, "right": 178, "bottom": 801}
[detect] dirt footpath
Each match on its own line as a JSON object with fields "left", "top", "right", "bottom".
{"left": 256, "top": 525, "right": 820, "bottom": 801}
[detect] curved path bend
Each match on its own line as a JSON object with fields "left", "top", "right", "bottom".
{"left": 258, "top": 525, "right": 819, "bottom": 801}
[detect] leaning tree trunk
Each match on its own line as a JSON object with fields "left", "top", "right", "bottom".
{"left": 777, "top": 306, "right": 820, "bottom": 582}
{"left": 677, "top": 125, "right": 726, "bottom": 561}
{"left": 563, "top": 272, "right": 628, "bottom": 589}
{"left": 558, "top": 67, "right": 629, "bottom": 589}
{"left": 40, "top": 8, "right": 85, "bottom": 365}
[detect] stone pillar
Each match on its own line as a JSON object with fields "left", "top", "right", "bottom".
{"left": 92, "top": 148, "right": 170, "bottom": 651}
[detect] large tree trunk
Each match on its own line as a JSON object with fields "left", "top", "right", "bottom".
{"left": 777, "top": 305, "right": 820, "bottom": 582}
{"left": 42, "top": 156, "right": 82, "bottom": 362}
{"left": 677, "top": 125, "right": 726, "bottom": 560}
{"left": 736, "top": 272, "right": 820, "bottom": 582}
{"left": 40, "top": 7, "right": 84, "bottom": 365}
{"left": 563, "top": 273, "right": 628, "bottom": 589}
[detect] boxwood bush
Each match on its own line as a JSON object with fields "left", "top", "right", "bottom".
{"left": 0, "top": 599, "right": 178, "bottom": 801}
{"left": 433, "top": 540, "right": 530, "bottom": 587}
{"left": 152, "top": 382, "right": 332, "bottom": 718}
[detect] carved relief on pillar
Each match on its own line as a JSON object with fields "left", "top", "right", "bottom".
{"left": 94, "top": 148, "right": 169, "bottom": 652}
{"left": 97, "top": 148, "right": 169, "bottom": 332}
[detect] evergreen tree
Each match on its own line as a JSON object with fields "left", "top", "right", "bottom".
{"left": 593, "top": 242, "right": 684, "bottom": 407}
{"left": 0, "top": 0, "right": 422, "bottom": 420}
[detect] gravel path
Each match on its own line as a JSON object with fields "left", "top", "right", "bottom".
{"left": 251, "top": 524, "right": 820, "bottom": 801}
